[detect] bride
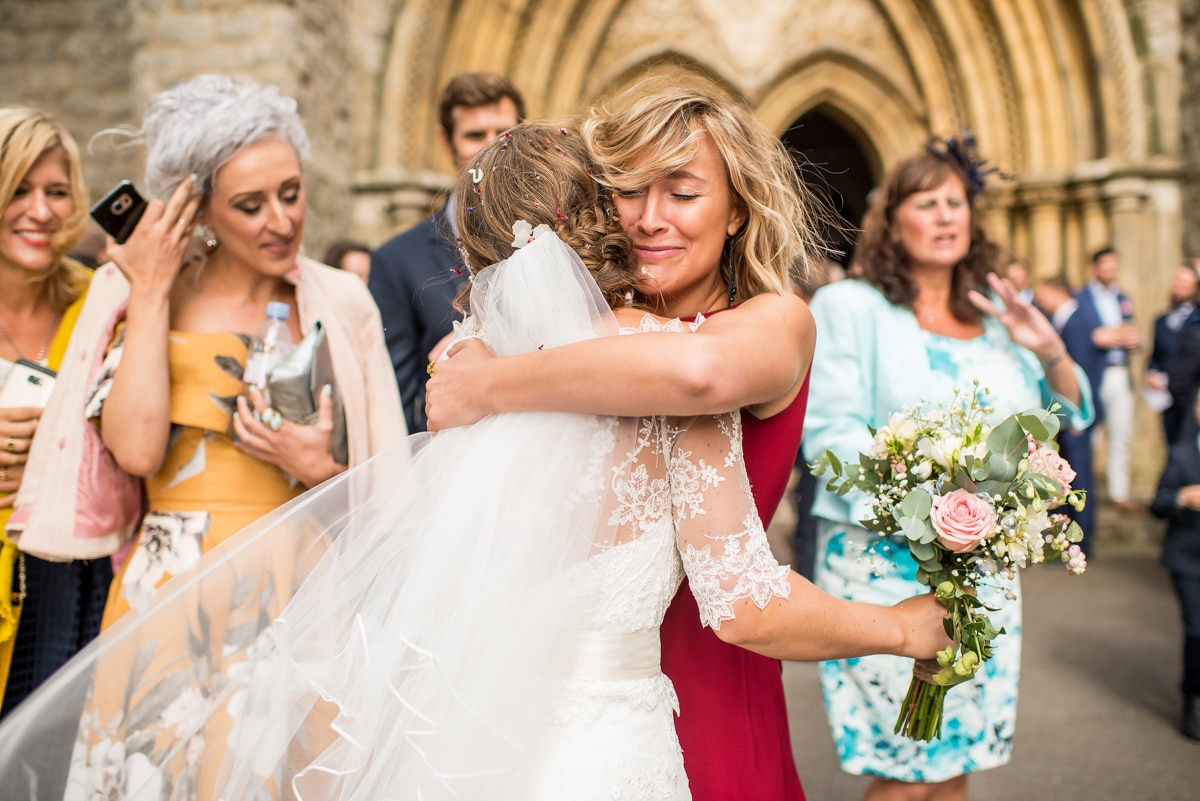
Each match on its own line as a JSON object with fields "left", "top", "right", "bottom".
{"left": 0, "top": 122, "right": 947, "bottom": 801}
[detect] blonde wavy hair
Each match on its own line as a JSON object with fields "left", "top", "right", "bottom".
{"left": 453, "top": 119, "right": 638, "bottom": 311}
{"left": 0, "top": 107, "right": 90, "bottom": 311}
{"left": 581, "top": 74, "right": 828, "bottom": 301}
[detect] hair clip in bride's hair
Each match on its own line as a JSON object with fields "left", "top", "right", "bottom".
{"left": 511, "top": 219, "right": 553, "bottom": 249}
{"left": 468, "top": 168, "right": 483, "bottom": 184}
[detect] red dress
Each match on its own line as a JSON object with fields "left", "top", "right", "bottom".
{"left": 661, "top": 359, "right": 810, "bottom": 801}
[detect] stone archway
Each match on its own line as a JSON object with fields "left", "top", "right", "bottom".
{"left": 781, "top": 107, "right": 878, "bottom": 267}
{"left": 357, "top": 1, "right": 1178, "bottom": 302}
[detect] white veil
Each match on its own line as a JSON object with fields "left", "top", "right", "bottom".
{"left": 0, "top": 232, "right": 627, "bottom": 801}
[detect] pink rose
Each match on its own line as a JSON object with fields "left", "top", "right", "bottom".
{"left": 930, "top": 489, "right": 997, "bottom": 553}
{"left": 1026, "top": 446, "right": 1076, "bottom": 496}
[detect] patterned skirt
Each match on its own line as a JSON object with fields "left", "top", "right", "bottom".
{"left": 813, "top": 520, "right": 1020, "bottom": 783}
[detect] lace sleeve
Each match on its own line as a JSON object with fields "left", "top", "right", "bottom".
{"left": 668, "top": 412, "right": 791, "bottom": 630}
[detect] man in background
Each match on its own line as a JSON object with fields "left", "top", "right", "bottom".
{"left": 1036, "top": 275, "right": 1105, "bottom": 553}
{"left": 1147, "top": 264, "right": 1200, "bottom": 444}
{"left": 1074, "top": 247, "right": 1141, "bottom": 514}
{"left": 369, "top": 72, "right": 525, "bottom": 432}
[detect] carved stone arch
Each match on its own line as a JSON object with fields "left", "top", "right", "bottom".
{"left": 1078, "top": 0, "right": 1146, "bottom": 162}
{"left": 586, "top": 49, "right": 748, "bottom": 109}
{"left": 872, "top": 0, "right": 966, "bottom": 136}
{"left": 374, "top": 0, "right": 458, "bottom": 175}
{"left": 918, "top": 1, "right": 1018, "bottom": 173}
{"left": 755, "top": 57, "right": 928, "bottom": 171}
{"left": 1026, "top": 0, "right": 1106, "bottom": 163}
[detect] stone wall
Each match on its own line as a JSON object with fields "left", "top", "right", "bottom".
{"left": 0, "top": 0, "right": 359, "bottom": 259}
{"left": 1183, "top": 0, "right": 1200, "bottom": 259}
{"left": 0, "top": 0, "right": 137, "bottom": 203}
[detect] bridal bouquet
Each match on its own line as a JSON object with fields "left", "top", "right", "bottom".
{"left": 812, "top": 383, "right": 1086, "bottom": 741}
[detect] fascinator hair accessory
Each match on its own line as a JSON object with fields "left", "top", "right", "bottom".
{"left": 925, "top": 127, "right": 1001, "bottom": 198}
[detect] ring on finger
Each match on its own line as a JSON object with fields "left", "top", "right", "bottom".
{"left": 4, "top": 437, "right": 13, "bottom": 453}
{"left": 426, "top": 361, "right": 436, "bottom": 377}
{"left": 0, "top": 467, "right": 8, "bottom": 483}
{"left": 262, "top": 408, "right": 283, "bottom": 432}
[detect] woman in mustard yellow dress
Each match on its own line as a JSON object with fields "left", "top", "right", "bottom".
{"left": 0, "top": 108, "right": 109, "bottom": 718}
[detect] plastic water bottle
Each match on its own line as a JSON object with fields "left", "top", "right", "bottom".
{"left": 243, "top": 301, "right": 294, "bottom": 402}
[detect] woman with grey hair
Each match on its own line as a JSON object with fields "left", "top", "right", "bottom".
{"left": 93, "top": 74, "right": 405, "bottom": 627}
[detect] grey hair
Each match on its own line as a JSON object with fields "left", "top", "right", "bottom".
{"left": 131, "top": 74, "right": 310, "bottom": 201}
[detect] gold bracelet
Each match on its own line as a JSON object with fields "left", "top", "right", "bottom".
{"left": 1041, "top": 347, "right": 1068, "bottom": 369}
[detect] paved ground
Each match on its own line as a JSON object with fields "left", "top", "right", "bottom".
{"left": 772, "top": 503, "right": 1200, "bottom": 800}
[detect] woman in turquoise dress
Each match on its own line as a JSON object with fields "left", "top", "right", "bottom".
{"left": 803, "top": 144, "right": 1093, "bottom": 801}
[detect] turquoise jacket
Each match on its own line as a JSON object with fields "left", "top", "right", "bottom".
{"left": 802, "top": 279, "right": 1095, "bottom": 527}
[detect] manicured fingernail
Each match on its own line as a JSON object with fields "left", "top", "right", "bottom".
{"left": 189, "top": 173, "right": 199, "bottom": 183}
{"left": 323, "top": 384, "right": 332, "bottom": 397}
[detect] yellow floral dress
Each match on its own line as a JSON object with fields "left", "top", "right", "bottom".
{"left": 73, "top": 328, "right": 307, "bottom": 800}
{"left": 98, "top": 329, "right": 302, "bottom": 626}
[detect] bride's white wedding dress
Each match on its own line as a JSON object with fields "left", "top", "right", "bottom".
{"left": 0, "top": 232, "right": 791, "bottom": 801}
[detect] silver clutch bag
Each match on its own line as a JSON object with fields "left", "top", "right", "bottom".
{"left": 267, "top": 321, "right": 349, "bottom": 465}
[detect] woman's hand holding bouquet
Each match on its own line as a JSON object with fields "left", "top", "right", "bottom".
{"left": 812, "top": 383, "right": 1086, "bottom": 741}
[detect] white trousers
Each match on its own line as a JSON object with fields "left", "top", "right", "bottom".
{"left": 1099, "top": 365, "right": 1134, "bottom": 502}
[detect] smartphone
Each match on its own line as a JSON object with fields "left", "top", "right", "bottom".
{"left": 90, "top": 180, "right": 147, "bottom": 244}
{"left": 0, "top": 359, "right": 57, "bottom": 409}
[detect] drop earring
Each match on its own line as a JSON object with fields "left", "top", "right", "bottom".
{"left": 196, "top": 223, "right": 218, "bottom": 249}
{"left": 724, "top": 236, "right": 737, "bottom": 306}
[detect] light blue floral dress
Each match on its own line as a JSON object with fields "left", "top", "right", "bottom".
{"left": 815, "top": 328, "right": 1043, "bottom": 783}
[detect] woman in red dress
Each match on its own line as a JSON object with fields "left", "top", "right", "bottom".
{"left": 426, "top": 75, "right": 823, "bottom": 801}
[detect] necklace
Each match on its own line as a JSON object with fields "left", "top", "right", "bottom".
{"left": 0, "top": 311, "right": 58, "bottom": 364}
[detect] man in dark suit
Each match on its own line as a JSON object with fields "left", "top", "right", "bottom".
{"left": 1036, "top": 275, "right": 1108, "bottom": 554}
{"left": 1072, "top": 247, "right": 1141, "bottom": 513}
{"left": 369, "top": 73, "right": 525, "bottom": 432}
{"left": 1148, "top": 264, "right": 1199, "bottom": 444}
{"left": 1149, "top": 390, "right": 1200, "bottom": 741}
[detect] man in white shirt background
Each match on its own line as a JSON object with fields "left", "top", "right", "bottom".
{"left": 1074, "top": 247, "right": 1142, "bottom": 514}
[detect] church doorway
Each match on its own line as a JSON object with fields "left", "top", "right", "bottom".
{"left": 781, "top": 107, "right": 878, "bottom": 267}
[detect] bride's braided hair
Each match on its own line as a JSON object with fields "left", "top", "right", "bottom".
{"left": 453, "top": 120, "right": 638, "bottom": 311}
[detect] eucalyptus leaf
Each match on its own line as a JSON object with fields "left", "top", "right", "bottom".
{"left": 977, "top": 479, "right": 1010, "bottom": 498}
{"left": 921, "top": 557, "right": 944, "bottom": 574}
{"left": 909, "top": 539, "right": 936, "bottom": 561}
{"left": 986, "top": 417, "right": 1023, "bottom": 459}
{"left": 986, "top": 453, "right": 1018, "bottom": 483}
{"left": 900, "top": 489, "right": 932, "bottom": 520}
{"left": 1017, "top": 413, "right": 1050, "bottom": 443}
{"left": 899, "top": 515, "right": 927, "bottom": 543}
{"left": 1039, "top": 412, "right": 1061, "bottom": 439}
{"left": 1065, "top": 520, "right": 1084, "bottom": 543}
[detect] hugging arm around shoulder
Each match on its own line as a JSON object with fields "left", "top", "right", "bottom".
{"left": 487, "top": 291, "right": 813, "bottom": 418}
